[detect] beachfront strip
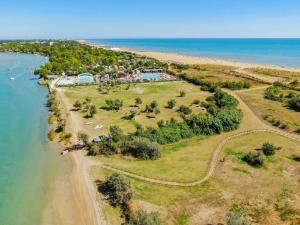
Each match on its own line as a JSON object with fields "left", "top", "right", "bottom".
{"left": 55, "top": 68, "right": 177, "bottom": 86}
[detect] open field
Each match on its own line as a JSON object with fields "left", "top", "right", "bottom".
{"left": 60, "top": 81, "right": 211, "bottom": 137}
{"left": 90, "top": 131, "right": 300, "bottom": 225}
{"left": 246, "top": 67, "right": 300, "bottom": 81}
{"left": 169, "top": 64, "right": 264, "bottom": 87}
{"left": 238, "top": 87, "right": 300, "bottom": 132}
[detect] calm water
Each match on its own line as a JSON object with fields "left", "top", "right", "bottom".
{"left": 88, "top": 38, "right": 300, "bottom": 68}
{"left": 0, "top": 53, "right": 61, "bottom": 225}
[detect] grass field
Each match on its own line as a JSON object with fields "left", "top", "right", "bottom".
{"left": 238, "top": 87, "right": 300, "bottom": 132}
{"left": 246, "top": 67, "right": 300, "bottom": 80}
{"left": 61, "top": 81, "right": 211, "bottom": 137}
{"left": 170, "top": 64, "right": 263, "bottom": 87}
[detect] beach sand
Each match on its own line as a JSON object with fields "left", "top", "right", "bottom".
{"left": 78, "top": 40, "right": 300, "bottom": 73}
{"left": 42, "top": 87, "right": 106, "bottom": 225}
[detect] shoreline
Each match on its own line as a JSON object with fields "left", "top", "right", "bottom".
{"left": 42, "top": 82, "right": 105, "bottom": 225}
{"left": 79, "top": 39, "right": 300, "bottom": 72}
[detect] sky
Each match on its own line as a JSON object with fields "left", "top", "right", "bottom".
{"left": 0, "top": 0, "right": 300, "bottom": 39}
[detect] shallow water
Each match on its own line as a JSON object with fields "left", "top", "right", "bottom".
{"left": 89, "top": 38, "right": 300, "bottom": 68}
{"left": 0, "top": 53, "right": 61, "bottom": 225}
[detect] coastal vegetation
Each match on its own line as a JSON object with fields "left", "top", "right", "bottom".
{"left": 169, "top": 63, "right": 261, "bottom": 90}
{"left": 0, "top": 40, "right": 167, "bottom": 79}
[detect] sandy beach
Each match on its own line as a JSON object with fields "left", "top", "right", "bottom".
{"left": 78, "top": 40, "right": 300, "bottom": 73}
{"left": 42, "top": 86, "right": 106, "bottom": 225}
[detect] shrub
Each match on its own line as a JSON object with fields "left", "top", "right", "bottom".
{"left": 178, "top": 105, "right": 192, "bottom": 115}
{"left": 167, "top": 99, "right": 176, "bottom": 109}
{"left": 110, "top": 125, "right": 124, "bottom": 142}
{"left": 261, "top": 142, "right": 276, "bottom": 156}
{"left": 179, "top": 90, "right": 186, "bottom": 97}
{"left": 192, "top": 99, "right": 200, "bottom": 105}
{"left": 73, "top": 100, "right": 82, "bottom": 111}
{"left": 126, "top": 209, "right": 162, "bottom": 225}
{"left": 99, "top": 139, "right": 119, "bottom": 155}
{"left": 292, "top": 155, "right": 300, "bottom": 162}
{"left": 134, "top": 97, "right": 143, "bottom": 106}
{"left": 185, "top": 114, "right": 223, "bottom": 135}
{"left": 227, "top": 211, "right": 250, "bottom": 225}
{"left": 105, "top": 99, "right": 123, "bottom": 111}
{"left": 89, "top": 104, "right": 97, "bottom": 117}
{"left": 264, "top": 86, "right": 283, "bottom": 101}
{"left": 103, "top": 173, "right": 133, "bottom": 206}
{"left": 213, "top": 89, "right": 239, "bottom": 108}
{"left": 242, "top": 152, "right": 265, "bottom": 167}
{"left": 77, "top": 132, "right": 89, "bottom": 145}
{"left": 122, "top": 138, "right": 161, "bottom": 160}
{"left": 216, "top": 108, "right": 243, "bottom": 131}
{"left": 222, "top": 81, "right": 251, "bottom": 90}
{"left": 288, "top": 97, "right": 300, "bottom": 111}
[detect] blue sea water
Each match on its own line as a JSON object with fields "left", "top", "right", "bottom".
{"left": 88, "top": 38, "right": 300, "bottom": 68}
{"left": 0, "top": 53, "right": 61, "bottom": 225}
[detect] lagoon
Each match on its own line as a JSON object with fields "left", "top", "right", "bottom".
{"left": 0, "top": 53, "right": 61, "bottom": 225}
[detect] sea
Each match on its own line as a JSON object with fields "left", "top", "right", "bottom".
{"left": 88, "top": 38, "right": 300, "bottom": 69}
{"left": 0, "top": 53, "right": 61, "bottom": 225}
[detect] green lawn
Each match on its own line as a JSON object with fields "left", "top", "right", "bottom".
{"left": 62, "top": 81, "right": 211, "bottom": 136}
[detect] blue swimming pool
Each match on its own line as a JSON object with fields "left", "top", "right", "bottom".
{"left": 140, "top": 73, "right": 161, "bottom": 80}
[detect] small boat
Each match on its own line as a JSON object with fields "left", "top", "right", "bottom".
{"left": 10, "top": 77, "right": 15, "bottom": 80}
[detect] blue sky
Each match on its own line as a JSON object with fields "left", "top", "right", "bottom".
{"left": 1, "top": 0, "right": 300, "bottom": 39}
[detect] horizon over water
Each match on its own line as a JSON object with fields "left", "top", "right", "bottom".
{"left": 0, "top": 53, "right": 61, "bottom": 225}
{"left": 88, "top": 38, "right": 300, "bottom": 69}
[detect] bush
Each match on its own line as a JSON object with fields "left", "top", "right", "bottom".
{"left": 135, "top": 97, "right": 143, "bottom": 106}
{"left": 105, "top": 99, "right": 123, "bottom": 111}
{"left": 73, "top": 100, "right": 82, "bottom": 111}
{"left": 103, "top": 173, "right": 133, "bottom": 206}
{"left": 110, "top": 125, "right": 124, "bottom": 142}
{"left": 242, "top": 152, "right": 265, "bottom": 167}
{"left": 227, "top": 211, "right": 250, "bottom": 225}
{"left": 126, "top": 209, "right": 162, "bottom": 225}
{"left": 122, "top": 138, "right": 161, "bottom": 160}
{"left": 261, "top": 142, "right": 276, "bottom": 156}
{"left": 288, "top": 97, "right": 300, "bottom": 111}
{"left": 292, "top": 155, "right": 300, "bottom": 162}
{"left": 167, "top": 99, "right": 176, "bottom": 109}
{"left": 216, "top": 108, "right": 243, "bottom": 131}
{"left": 222, "top": 81, "right": 251, "bottom": 90}
{"left": 178, "top": 105, "right": 192, "bottom": 115}
{"left": 77, "top": 132, "right": 89, "bottom": 145}
{"left": 185, "top": 114, "right": 223, "bottom": 135}
{"left": 264, "top": 86, "right": 283, "bottom": 101}
{"left": 179, "top": 90, "right": 186, "bottom": 97}
{"left": 99, "top": 139, "right": 119, "bottom": 155}
{"left": 213, "top": 89, "right": 239, "bottom": 108}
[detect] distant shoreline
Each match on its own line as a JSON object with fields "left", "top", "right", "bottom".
{"left": 79, "top": 39, "right": 300, "bottom": 72}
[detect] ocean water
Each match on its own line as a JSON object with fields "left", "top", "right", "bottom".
{"left": 0, "top": 53, "right": 61, "bottom": 225}
{"left": 88, "top": 38, "right": 300, "bottom": 68}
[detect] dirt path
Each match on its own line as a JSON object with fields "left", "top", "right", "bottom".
{"left": 234, "top": 68, "right": 285, "bottom": 83}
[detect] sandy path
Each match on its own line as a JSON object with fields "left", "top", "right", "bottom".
{"left": 44, "top": 87, "right": 106, "bottom": 225}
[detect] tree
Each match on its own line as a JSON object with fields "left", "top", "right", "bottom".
{"left": 126, "top": 209, "right": 162, "bottom": 225}
{"left": 73, "top": 100, "right": 82, "bottom": 111}
{"left": 89, "top": 105, "right": 97, "bottom": 117}
{"left": 135, "top": 97, "right": 143, "bottom": 107}
{"left": 110, "top": 125, "right": 124, "bottom": 142}
{"left": 104, "top": 173, "right": 133, "bottom": 206}
{"left": 178, "top": 105, "right": 192, "bottom": 115}
{"left": 167, "top": 99, "right": 176, "bottom": 109}
{"left": 77, "top": 132, "right": 89, "bottom": 145}
{"left": 213, "top": 89, "right": 238, "bottom": 108}
{"left": 122, "top": 138, "right": 161, "bottom": 160}
{"left": 261, "top": 142, "right": 276, "bottom": 156}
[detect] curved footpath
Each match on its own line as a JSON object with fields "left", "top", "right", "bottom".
{"left": 99, "top": 89, "right": 300, "bottom": 187}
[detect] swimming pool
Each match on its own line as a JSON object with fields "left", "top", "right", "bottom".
{"left": 139, "top": 73, "right": 161, "bottom": 80}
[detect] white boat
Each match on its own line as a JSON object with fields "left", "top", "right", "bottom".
{"left": 10, "top": 77, "right": 15, "bottom": 80}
